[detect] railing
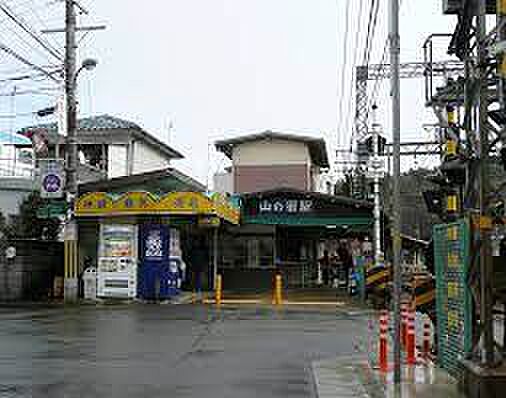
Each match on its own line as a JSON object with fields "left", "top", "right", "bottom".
{"left": 279, "top": 261, "right": 315, "bottom": 288}
{"left": 0, "top": 158, "right": 34, "bottom": 179}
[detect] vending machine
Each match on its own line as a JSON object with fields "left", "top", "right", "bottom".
{"left": 97, "top": 224, "right": 138, "bottom": 299}
{"left": 137, "top": 225, "right": 183, "bottom": 300}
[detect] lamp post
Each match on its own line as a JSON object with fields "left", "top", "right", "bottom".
{"left": 63, "top": 0, "right": 97, "bottom": 304}
{"left": 62, "top": 55, "right": 97, "bottom": 302}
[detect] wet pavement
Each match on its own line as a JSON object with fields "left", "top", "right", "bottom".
{"left": 0, "top": 303, "right": 369, "bottom": 398}
{"left": 312, "top": 357, "right": 464, "bottom": 398}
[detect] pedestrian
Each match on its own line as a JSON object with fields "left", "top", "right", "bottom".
{"left": 191, "top": 236, "right": 209, "bottom": 293}
{"left": 337, "top": 243, "right": 352, "bottom": 292}
{"left": 319, "top": 250, "right": 330, "bottom": 287}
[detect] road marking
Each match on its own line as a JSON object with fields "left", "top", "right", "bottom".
{"left": 202, "top": 299, "right": 347, "bottom": 306}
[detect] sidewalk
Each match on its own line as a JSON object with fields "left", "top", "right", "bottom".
{"left": 311, "top": 357, "right": 463, "bottom": 398}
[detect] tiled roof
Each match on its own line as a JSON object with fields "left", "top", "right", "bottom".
{"left": 18, "top": 114, "right": 141, "bottom": 136}
{"left": 17, "top": 114, "right": 185, "bottom": 160}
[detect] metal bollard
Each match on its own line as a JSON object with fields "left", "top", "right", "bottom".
{"left": 215, "top": 274, "right": 222, "bottom": 307}
{"left": 379, "top": 309, "right": 389, "bottom": 372}
{"left": 274, "top": 274, "right": 283, "bottom": 305}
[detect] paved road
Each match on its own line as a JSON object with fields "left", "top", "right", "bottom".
{"left": 0, "top": 304, "right": 368, "bottom": 398}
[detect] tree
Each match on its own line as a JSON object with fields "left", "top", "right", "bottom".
{"left": 4, "top": 191, "right": 61, "bottom": 240}
{"left": 382, "top": 168, "right": 440, "bottom": 240}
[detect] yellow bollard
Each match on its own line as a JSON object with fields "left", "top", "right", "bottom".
{"left": 215, "top": 274, "right": 222, "bottom": 307}
{"left": 274, "top": 274, "right": 283, "bottom": 305}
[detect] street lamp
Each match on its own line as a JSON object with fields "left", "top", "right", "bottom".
{"left": 76, "top": 58, "right": 98, "bottom": 81}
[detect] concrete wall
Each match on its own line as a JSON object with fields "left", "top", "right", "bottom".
{"left": 213, "top": 171, "right": 234, "bottom": 194}
{"left": 234, "top": 164, "right": 309, "bottom": 193}
{"left": 108, "top": 144, "right": 128, "bottom": 178}
{"left": 230, "top": 139, "right": 314, "bottom": 193}
{"left": 107, "top": 141, "right": 171, "bottom": 179}
{"left": 232, "top": 139, "right": 311, "bottom": 166}
{"left": 132, "top": 141, "right": 171, "bottom": 174}
{"left": 0, "top": 240, "right": 63, "bottom": 301}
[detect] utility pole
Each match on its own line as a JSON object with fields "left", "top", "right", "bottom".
{"left": 389, "top": 0, "right": 402, "bottom": 384}
{"left": 498, "top": 0, "right": 506, "bottom": 110}
{"left": 371, "top": 104, "right": 383, "bottom": 268}
{"left": 478, "top": 0, "right": 494, "bottom": 366}
{"left": 63, "top": 0, "right": 78, "bottom": 301}
{"left": 65, "top": 0, "right": 77, "bottom": 198}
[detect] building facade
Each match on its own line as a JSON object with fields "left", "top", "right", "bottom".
{"left": 212, "top": 131, "right": 373, "bottom": 290}
{"left": 214, "top": 131, "right": 329, "bottom": 194}
{"left": 18, "top": 114, "right": 184, "bottom": 182}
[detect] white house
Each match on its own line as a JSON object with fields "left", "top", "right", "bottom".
{"left": 18, "top": 114, "right": 184, "bottom": 181}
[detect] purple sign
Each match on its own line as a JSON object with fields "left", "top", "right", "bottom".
{"left": 42, "top": 174, "right": 62, "bottom": 193}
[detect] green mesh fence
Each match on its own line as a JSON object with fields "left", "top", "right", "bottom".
{"left": 434, "top": 219, "right": 472, "bottom": 378}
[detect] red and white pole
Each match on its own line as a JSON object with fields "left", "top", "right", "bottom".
{"left": 406, "top": 307, "right": 416, "bottom": 365}
{"left": 401, "top": 303, "right": 407, "bottom": 349}
{"left": 379, "top": 309, "right": 389, "bottom": 372}
{"left": 423, "top": 318, "right": 431, "bottom": 360}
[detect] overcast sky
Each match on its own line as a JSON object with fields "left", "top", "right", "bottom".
{"left": 2, "top": 0, "right": 458, "bottom": 185}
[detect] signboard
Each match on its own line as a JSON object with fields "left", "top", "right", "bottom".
{"left": 434, "top": 219, "right": 472, "bottom": 378}
{"left": 39, "top": 159, "right": 65, "bottom": 199}
{"left": 241, "top": 191, "right": 372, "bottom": 220}
{"left": 259, "top": 198, "right": 313, "bottom": 214}
{"left": 36, "top": 200, "right": 68, "bottom": 219}
{"left": 56, "top": 92, "right": 67, "bottom": 136}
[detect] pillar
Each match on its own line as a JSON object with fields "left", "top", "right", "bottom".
{"left": 64, "top": 220, "right": 78, "bottom": 301}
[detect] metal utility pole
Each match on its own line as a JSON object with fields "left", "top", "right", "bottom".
{"left": 478, "top": 0, "right": 494, "bottom": 366}
{"left": 371, "top": 104, "right": 382, "bottom": 268}
{"left": 65, "top": 0, "right": 77, "bottom": 198}
{"left": 499, "top": 0, "right": 506, "bottom": 110}
{"left": 389, "top": 0, "right": 402, "bottom": 384}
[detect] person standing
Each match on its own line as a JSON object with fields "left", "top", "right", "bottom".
{"left": 191, "top": 236, "right": 209, "bottom": 293}
{"left": 337, "top": 243, "right": 352, "bottom": 292}
{"left": 319, "top": 250, "right": 330, "bottom": 287}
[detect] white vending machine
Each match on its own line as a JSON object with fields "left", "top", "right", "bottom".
{"left": 97, "top": 224, "right": 138, "bottom": 299}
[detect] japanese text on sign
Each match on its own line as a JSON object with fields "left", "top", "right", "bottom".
{"left": 259, "top": 199, "right": 313, "bottom": 214}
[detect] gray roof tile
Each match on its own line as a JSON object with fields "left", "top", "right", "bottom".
{"left": 18, "top": 114, "right": 140, "bottom": 136}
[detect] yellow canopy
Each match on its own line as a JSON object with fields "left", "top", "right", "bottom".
{"left": 75, "top": 191, "right": 240, "bottom": 225}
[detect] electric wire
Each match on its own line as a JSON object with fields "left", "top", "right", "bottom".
{"left": 0, "top": 42, "right": 61, "bottom": 82}
{"left": 0, "top": 1, "right": 63, "bottom": 61}
{"left": 336, "top": 0, "right": 352, "bottom": 151}
{"left": 343, "top": 0, "right": 367, "bottom": 156}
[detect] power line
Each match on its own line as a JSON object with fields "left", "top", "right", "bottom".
{"left": 336, "top": 0, "right": 352, "bottom": 150}
{"left": 362, "top": 0, "right": 380, "bottom": 67}
{"left": 0, "top": 42, "right": 61, "bottom": 83}
{"left": 26, "top": 0, "right": 64, "bottom": 54}
{"left": 0, "top": 1, "right": 63, "bottom": 61}
{"left": 343, "top": 0, "right": 367, "bottom": 153}
{"left": 0, "top": 22, "right": 61, "bottom": 70}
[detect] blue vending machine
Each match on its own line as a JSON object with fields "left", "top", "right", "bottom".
{"left": 138, "top": 224, "right": 181, "bottom": 300}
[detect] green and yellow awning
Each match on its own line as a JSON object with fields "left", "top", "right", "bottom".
{"left": 75, "top": 191, "right": 240, "bottom": 225}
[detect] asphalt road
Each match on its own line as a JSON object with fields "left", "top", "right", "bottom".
{"left": 0, "top": 304, "right": 368, "bottom": 398}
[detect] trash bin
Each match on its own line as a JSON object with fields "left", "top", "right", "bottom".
{"left": 83, "top": 267, "right": 97, "bottom": 300}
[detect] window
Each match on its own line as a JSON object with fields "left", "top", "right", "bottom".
{"left": 220, "top": 235, "right": 274, "bottom": 268}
